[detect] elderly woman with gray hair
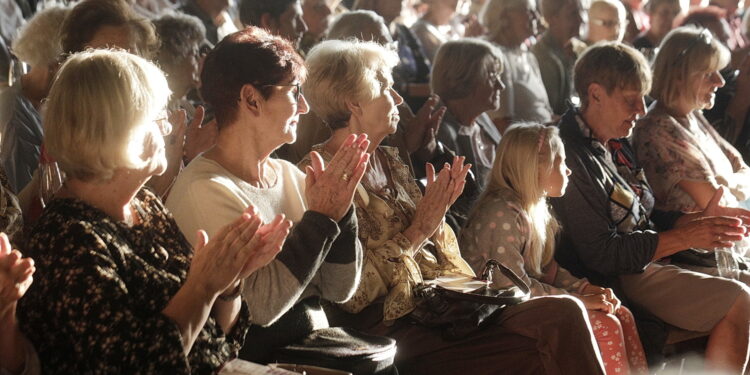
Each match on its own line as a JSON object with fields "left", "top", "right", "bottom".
{"left": 18, "top": 49, "right": 291, "bottom": 374}
{"left": 432, "top": 38, "right": 503, "bottom": 193}
{"left": 2, "top": 6, "right": 69, "bottom": 194}
{"left": 480, "top": 0, "right": 553, "bottom": 132}
{"left": 301, "top": 38, "right": 606, "bottom": 375}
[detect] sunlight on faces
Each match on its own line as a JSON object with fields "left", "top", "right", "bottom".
{"left": 355, "top": 70, "right": 403, "bottom": 138}
{"left": 44, "top": 49, "right": 171, "bottom": 182}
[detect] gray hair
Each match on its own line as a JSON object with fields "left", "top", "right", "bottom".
{"left": 11, "top": 5, "right": 70, "bottom": 67}
{"left": 431, "top": 38, "right": 504, "bottom": 100}
{"left": 153, "top": 12, "right": 206, "bottom": 70}
{"left": 481, "top": 0, "right": 534, "bottom": 43}
{"left": 327, "top": 10, "right": 390, "bottom": 43}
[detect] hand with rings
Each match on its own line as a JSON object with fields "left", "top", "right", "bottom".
{"left": 304, "top": 134, "right": 370, "bottom": 221}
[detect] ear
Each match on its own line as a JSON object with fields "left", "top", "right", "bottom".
{"left": 240, "top": 84, "right": 262, "bottom": 116}
{"left": 345, "top": 100, "right": 363, "bottom": 118}
{"left": 260, "top": 13, "right": 278, "bottom": 33}
{"left": 588, "top": 82, "right": 604, "bottom": 104}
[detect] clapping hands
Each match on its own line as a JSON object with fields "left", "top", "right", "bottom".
{"left": 304, "top": 134, "right": 370, "bottom": 221}
{"left": 404, "top": 156, "right": 471, "bottom": 248}
{"left": 0, "top": 233, "right": 34, "bottom": 319}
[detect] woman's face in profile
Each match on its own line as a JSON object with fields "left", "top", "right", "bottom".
{"left": 356, "top": 75, "right": 404, "bottom": 138}
{"left": 259, "top": 80, "right": 310, "bottom": 146}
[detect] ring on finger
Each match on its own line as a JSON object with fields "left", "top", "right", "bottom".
{"left": 341, "top": 172, "right": 350, "bottom": 182}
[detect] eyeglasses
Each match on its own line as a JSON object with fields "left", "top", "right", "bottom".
{"left": 590, "top": 18, "right": 621, "bottom": 29}
{"left": 672, "top": 28, "right": 712, "bottom": 67}
{"left": 262, "top": 82, "right": 303, "bottom": 102}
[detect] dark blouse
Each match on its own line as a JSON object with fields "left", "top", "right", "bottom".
{"left": 18, "top": 188, "right": 250, "bottom": 374}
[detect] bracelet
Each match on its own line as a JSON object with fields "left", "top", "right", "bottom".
{"left": 218, "top": 280, "right": 244, "bottom": 301}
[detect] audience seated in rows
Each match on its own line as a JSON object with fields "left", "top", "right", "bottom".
{"left": 18, "top": 49, "right": 288, "bottom": 373}
{"left": 299, "top": 38, "right": 607, "bottom": 375}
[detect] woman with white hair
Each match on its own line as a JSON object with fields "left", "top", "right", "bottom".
{"left": 17, "top": 49, "right": 291, "bottom": 374}
{"left": 301, "top": 38, "right": 607, "bottom": 375}
{"left": 635, "top": 27, "right": 750, "bottom": 246}
{"left": 480, "top": 0, "right": 553, "bottom": 131}
{"left": 2, "top": 5, "right": 68, "bottom": 193}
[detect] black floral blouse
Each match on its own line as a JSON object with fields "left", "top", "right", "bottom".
{"left": 17, "top": 188, "right": 250, "bottom": 374}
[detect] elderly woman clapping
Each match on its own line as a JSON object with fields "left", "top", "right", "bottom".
{"left": 18, "top": 49, "right": 290, "bottom": 374}
{"left": 166, "top": 27, "right": 368, "bottom": 362}
{"left": 300, "top": 39, "right": 607, "bottom": 375}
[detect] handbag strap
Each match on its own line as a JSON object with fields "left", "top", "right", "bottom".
{"left": 480, "top": 259, "right": 531, "bottom": 297}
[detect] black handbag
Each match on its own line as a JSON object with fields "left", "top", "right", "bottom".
{"left": 410, "top": 259, "right": 531, "bottom": 340}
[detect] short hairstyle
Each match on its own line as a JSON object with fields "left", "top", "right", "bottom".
{"left": 200, "top": 27, "right": 306, "bottom": 128}
{"left": 574, "top": 42, "right": 652, "bottom": 108}
{"left": 61, "top": 0, "right": 159, "bottom": 58}
{"left": 590, "top": 0, "right": 626, "bottom": 20}
{"left": 44, "top": 49, "right": 170, "bottom": 182}
{"left": 239, "top": 0, "right": 299, "bottom": 26}
{"left": 153, "top": 12, "right": 206, "bottom": 72}
{"left": 304, "top": 39, "right": 399, "bottom": 130}
{"left": 11, "top": 5, "right": 70, "bottom": 67}
{"left": 431, "top": 38, "right": 504, "bottom": 101}
{"left": 481, "top": 0, "right": 533, "bottom": 43}
{"left": 651, "top": 26, "right": 730, "bottom": 107}
{"left": 327, "top": 10, "right": 389, "bottom": 43}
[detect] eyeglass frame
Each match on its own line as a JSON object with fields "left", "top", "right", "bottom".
{"left": 260, "top": 82, "right": 303, "bottom": 102}
{"left": 672, "top": 28, "right": 713, "bottom": 67}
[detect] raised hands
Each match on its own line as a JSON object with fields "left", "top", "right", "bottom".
{"left": 404, "top": 156, "right": 471, "bottom": 249}
{"left": 406, "top": 95, "right": 446, "bottom": 156}
{"left": 304, "top": 134, "right": 370, "bottom": 221}
{"left": 188, "top": 206, "right": 290, "bottom": 297}
{"left": 0, "top": 233, "right": 34, "bottom": 319}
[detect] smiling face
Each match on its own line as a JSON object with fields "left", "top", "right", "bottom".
{"left": 689, "top": 69, "right": 726, "bottom": 110}
{"left": 587, "top": 3, "right": 623, "bottom": 42}
{"left": 471, "top": 60, "right": 505, "bottom": 113}
{"left": 261, "top": 81, "right": 310, "bottom": 145}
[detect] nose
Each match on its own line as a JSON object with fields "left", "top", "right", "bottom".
{"left": 298, "top": 94, "right": 310, "bottom": 114}
{"left": 632, "top": 96, "right": 646, "bottom": 117}
{"left": 713, "top": 71, "right": 726, "bottom": 88}
{"left": 390, "top": 87, "right": 404, "bottom": 106}
{"left": 297, "top": 15, "right": 308, "bottom": 34}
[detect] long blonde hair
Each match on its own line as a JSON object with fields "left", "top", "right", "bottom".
{"left": 478, "top": 123, "right": 563, "bottom": 276}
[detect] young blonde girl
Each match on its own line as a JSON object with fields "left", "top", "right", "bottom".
{"left": 460, "top": 123, "right": 648, "bottom": 375}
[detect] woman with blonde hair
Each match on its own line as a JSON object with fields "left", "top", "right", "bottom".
{"left": 17, "top": 49, "right": 291, "bottom": 373}
{"left": 301, "top": 38, "right": 607, "bottom": 375}
{"left": 461, "top": 124, "right": 648, "bottom": 375}
{"left": 634, "top": 27, "right": 750, "bottom": 252}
